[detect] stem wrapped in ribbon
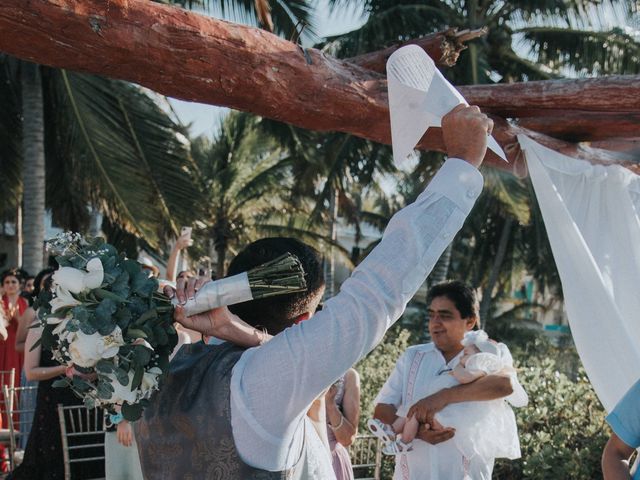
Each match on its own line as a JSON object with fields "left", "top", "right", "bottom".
{"left": 180, "top": 254, "right": 307, "bottom": 316}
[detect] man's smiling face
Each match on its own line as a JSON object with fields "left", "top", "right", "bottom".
{"left": 427, "top": 295, "right": 476, "bottom": 354}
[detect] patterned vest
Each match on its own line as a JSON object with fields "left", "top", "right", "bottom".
{"left": 135, "top": 342, "right": 305, "bottom": 479}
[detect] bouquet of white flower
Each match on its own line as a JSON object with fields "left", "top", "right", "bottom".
{"left": 36, "top": 233, "right": 306, "bottom": 420}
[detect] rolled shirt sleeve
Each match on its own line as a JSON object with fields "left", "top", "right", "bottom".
{"left": 606, "top": 378, "right": 640, "bottom": 449}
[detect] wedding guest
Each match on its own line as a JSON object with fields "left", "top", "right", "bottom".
{"left": 602, "top": 378, "right": 640, "bottom": 479}
{"left": 326, "top": 369, "right": 360, "bottom": 480}
{"left": 165, "top": 230, "right": 194, "bottom": 283}
{"left": 136, "top": 104, "right": 493, "bottom": 478}
{"left": 14, "top": 268, "right": 55, "bottom": 449}
{"left": 10, "top": 274, "right": 104, "bottom": 480}
{"left": 373, "top": 281, "right": 527, "bottom": 479}
{"left": 1, "top": 269, "right": 27, "bottom": 401}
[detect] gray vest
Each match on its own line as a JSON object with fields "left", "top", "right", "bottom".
{"left": 135, "top": 342, "right": 304, "bottom": 479}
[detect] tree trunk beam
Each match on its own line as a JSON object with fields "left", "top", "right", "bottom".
{"left": 345, "top": 27, "right": 487, "bottom": 72}
{"left": 460, "top": 77, "right": 640, "bottom": 115}
{"left": 517, "top": 113, "right": 640, "bottom": 142}
{"left": 0, "top": 0, "right": 637, "bottom": 174}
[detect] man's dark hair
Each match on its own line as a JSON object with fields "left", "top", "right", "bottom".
{"left": 427, "top": 280, "right": 479, "bottom": 323}
{"left": 227, "top": 238, "right": 325, "bottom": 335}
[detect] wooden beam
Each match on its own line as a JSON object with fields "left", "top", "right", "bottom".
{"left": 345, "top": 28, "right": 487, "bottom": 72}
{"left": 0, "top": 0, "right": 636, "bottom": 174}
{"left": 460, "top": 77, "right": 640, "bottom": 116}
{"left": 517, "top": 113, "right": 640, "bottom": 142}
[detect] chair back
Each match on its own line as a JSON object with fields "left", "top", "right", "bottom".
{"left": 3, "top": 384, "right": 38, "bottom": 470}
{"left": 57, "top": 404, "right": 105, "bottom": 480}
{"left": 350, "top": 434, "right": 382, "bottom": 480}
{"left": 0, "top": 369, "right": 16, "bottom": 426}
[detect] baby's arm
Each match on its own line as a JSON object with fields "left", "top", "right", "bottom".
{"left": 392, "top": 416, "right": 406, "bottom": 434}
{"left": 451, "top": 363, "right": 487, "bottom": 384}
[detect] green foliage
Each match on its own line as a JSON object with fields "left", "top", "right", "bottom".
{"left": 495, "top": 348, "right": 609, "bottom": 479}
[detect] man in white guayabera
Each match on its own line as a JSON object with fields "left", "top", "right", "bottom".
{"left": 373, "top": 281, "right": 528, "bottom": 480}
{"left": 135, "top": 104, "right": 500, "bottom": 479}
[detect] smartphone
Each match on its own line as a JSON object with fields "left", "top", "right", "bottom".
{"left": 181, "top": 226, "right": 194, "bottom": 246}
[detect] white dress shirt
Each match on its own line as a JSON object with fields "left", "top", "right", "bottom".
{"left": 375, "top": 343, "right": 527, "bottom": 480}
{"left": 229, "top": 158, "right": 484, "bottom": 476}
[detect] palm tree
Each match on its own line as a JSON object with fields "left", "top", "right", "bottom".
{"left": 0, "top": 57, "right": 200, "bottom": 273}
{"left": 189, "top": 112, "right": 295, "bottom": 277}
{"left": 321, "top": 0, "right": 639, "bottom": 323}
{"left": 2, "top": 0, "right": 317, "bottom": 273}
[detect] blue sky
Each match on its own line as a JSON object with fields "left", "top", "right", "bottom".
{"left": 168, "top": 0, "right": 366, "bottom": 138}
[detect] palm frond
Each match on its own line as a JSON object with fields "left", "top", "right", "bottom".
{"left": 518, "top": 26, "right": 640, "bottom": 74}
{"left": 45, "top": 70, "right": 199, "bottom": 246}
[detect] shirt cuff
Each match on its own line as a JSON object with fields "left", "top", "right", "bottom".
{"left": 416, "top": 158, "right": 483, "bottom": 214}
{"left": 607, "top": 411, "right": 640, "bottom": 448}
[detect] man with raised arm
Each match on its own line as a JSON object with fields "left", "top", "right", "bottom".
{"left": 136, "top": 104, "right": 501, "bottom": 479}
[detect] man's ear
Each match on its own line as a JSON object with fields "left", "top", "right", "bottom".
{"left": 294, "top": 312, "right": 312, "bottom": 325}
{"left": 465, "top": 315, "right": 478, "bottom": 331}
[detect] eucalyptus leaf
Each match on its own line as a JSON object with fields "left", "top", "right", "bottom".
{"left": 52, "top": 378, "right": 71, "bottom": 388}
{"left": 96, "top": 298, "right": 118, "bottom": 323}
{"left": 121, "top": 402, "right": 143, "bottom": 422}
{"left": 132, "top": 346, "right": 152, "bottom": 366}
{"left": 131, "top": 365, "right": 145, "bottom": 390}
{"left": 96, "top": 360, "right": 116, "bottom": 374}
{"left": 111, "top": 271, "right": 130, "bottom": 298}
{"left": 116, "top": 368, "right": 130, "bottom": 386}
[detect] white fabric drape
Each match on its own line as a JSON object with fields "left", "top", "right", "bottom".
{"left": 520, "top": 134, "right": 640, "bottom": 411}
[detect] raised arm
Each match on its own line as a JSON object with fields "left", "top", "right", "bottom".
{"left": 233, "top": 106, "right": 491, "bottom": 450}
{"left": 165, "top": 233, "right": 192, "bottom": 283}
{"left": 326, "top": 368, "right": 360, "bottom": 447}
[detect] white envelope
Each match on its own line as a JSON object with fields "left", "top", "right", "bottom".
{"left": 387, "top": 45, "right": 507, "bottom": 165}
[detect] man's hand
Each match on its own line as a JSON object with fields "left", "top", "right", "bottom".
{"left": 407, "top": 389, "right": 450, "bottom": 425}
{"left": 167, "top": 276, "right": 271, "bottom": 347}
{"left": 442, "top": 104, "right": 493, "bottom": 168}
{"left": 415, "top": 422, "right": 455, "bottom": 445}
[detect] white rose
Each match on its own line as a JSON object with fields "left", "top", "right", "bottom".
{"left": 139, "top": 367, "right": 162, "bottom": 398}
{"left": 106, "top": 371, "right": 138, "bottom": 404}
{"left": 50, "top": 286, "right": 81, "bottom": 313}
{"left": 68, "top": 327, "right": 125, "bottom": 368}
{"left": 53, "top": 257, "right": 104, "bottom": 294}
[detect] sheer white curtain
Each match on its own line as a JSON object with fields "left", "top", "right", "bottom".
{"left": 520, "top": 134, "right": 640, "bottom": 411}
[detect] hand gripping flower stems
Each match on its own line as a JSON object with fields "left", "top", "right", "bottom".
{"left": 35, "top": 233, "right": 306, "bottom": 421}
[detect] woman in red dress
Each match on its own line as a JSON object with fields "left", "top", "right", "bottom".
{"left": 1, "top": 269, "right": 28, "bottom": 400}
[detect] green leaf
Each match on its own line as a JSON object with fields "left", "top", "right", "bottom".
{"left": 96, "top": 381, "right": 115, "bottom": 400}
{"left": 131, "top": 365, "right": 144, "bottom": 390}
{"left": 132, "top": 345, "right": 152, "bottom": 366}
{"left": 111, "top": 271, "right": 130, "bottom": 298}
{"left": 115, "top": 368, "right": 130, "bottom": 386}
{"left": 126, "top": 328, "right": 147, "bottom": 339}
{"left": 96, "top": 298, "right": 117, "bottom": 323}
{"left": 72, "top": 377, "right": 93, "bottom": 393}
{"left": 53, "top": 378, "right": 72, "bottom": 388}
{"left": 71, "top": 305, "right": 89, "bottom": 322}
{"left": 79, "top": 321, "right": 98, "bottom": 335}
{"left": 134, "top": 308, "right": 157, "bottom": 326}
{"left": 121, "top": 401, "right": 143, "bottom": 422}
{"left": 122, "top": 259, "right": 142, "bottom": 277}
{"left": 94, "top": 288, "right": 127, "bottom": 304}
{"left": 96, "top": 360, "right": 116, "bottom": 374}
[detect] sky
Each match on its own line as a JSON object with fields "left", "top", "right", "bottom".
{"left": 167, "top": 0, "right": 366, "bottom": 138}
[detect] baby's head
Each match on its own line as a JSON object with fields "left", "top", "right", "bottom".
{"left": 461, "top": 330, "right": 499, "bottom": 359}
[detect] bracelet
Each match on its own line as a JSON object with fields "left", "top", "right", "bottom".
{"left": 329, "top": 414, "right": 344, "bottom": 431}
{"left": 109, "top": 413, "right": 124, "bottom": 425}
